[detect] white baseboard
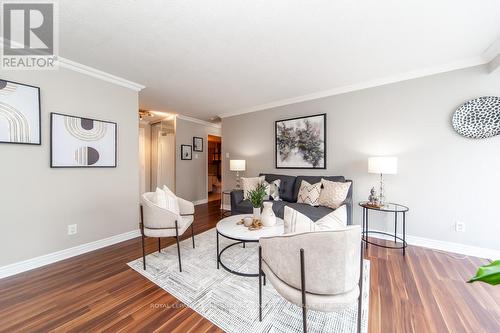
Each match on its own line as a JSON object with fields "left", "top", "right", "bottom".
{"left": 0, "top": 229, "right": 140, "bottom": 280}
{"left": 367, "top": 228, "right": 500, "bottom": 260}
{"left": 193, "top": 199, "right": 209, "bottom": 206}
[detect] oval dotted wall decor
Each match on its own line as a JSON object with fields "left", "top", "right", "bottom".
{"left": 452, "top": 96, "right": 500, "bottom": 139}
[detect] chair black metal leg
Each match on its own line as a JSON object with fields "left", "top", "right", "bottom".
{"left": 175, "top": 220, "right": 182, "bottom": 272}
{"left": 263, "top": 272, "right": 266, "bottom": 286}
{"left": 140, "top": 205, "right": 146, "bottom": 270}
{"left": 141, "top": 235, "right": 146, "bottom": 270}
{"left": 300, "top": 249, "right": 307, "bottom": 333}
{"left": 158, "top": 238, "right": 161, "bottom": 253}
{"left": 357, "top": 236, "right": 364, "bottom": 333}
{"left": 191, "top": 223, "right": 195, "bottom": 248}
{"left": 259, "top": 246, "right": 262, "bottom": 322}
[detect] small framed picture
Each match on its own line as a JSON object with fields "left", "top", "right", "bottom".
{"left": 0, "top": 79, "right": 41, "bottom": 145}
{"left": 181, "top": 144, "right": 192, "bottom": 160}
{"left": 193, "top": 136, "right": 203, "bottom": 152}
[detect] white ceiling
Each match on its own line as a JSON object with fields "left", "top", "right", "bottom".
{"left": 59, "top": 0, "right": 500, "bottom": 121}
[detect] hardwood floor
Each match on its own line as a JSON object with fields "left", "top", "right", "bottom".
{"left": 0, "top": 200, "right": 498, "bottom": 332}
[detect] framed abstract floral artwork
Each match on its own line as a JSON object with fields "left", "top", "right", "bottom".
{"left": 275, "top": 113, "right": 326, "bottom": 169}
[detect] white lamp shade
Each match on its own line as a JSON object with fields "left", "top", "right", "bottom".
{"left": 230, "top": 159, "right": 246, "bottom": 171}
{"left": 368, "top": 157, "right": 398, "bottom": 174}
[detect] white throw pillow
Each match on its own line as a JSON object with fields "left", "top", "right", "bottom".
{"left": 263, "top": 179, "right": 281, "bottom": 201}
{"left": 296, "top": 180, "right": 321, "bottom": 206}
{"left": 283, "top": 205, "right": 347, "bottom": 234}
{"left": 242, "top": 176, "right": 265, "bottom": 199}
{"left": 162, "top": 185, "right": 176, "bottom": 197}
{"left": 284, "top": 206, "right": 316, "bottom": 234}
{"left": 156, "top": 186, "right": 180, "bottom": 214}
{"left": 318, "top": 179, "right": 351, "bottom": 209}
{"left": 315, "top": 205, "right": 347, "bottom": 230}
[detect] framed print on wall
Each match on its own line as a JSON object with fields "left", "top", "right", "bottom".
{"left": 50, "top": 113, "right": 117, "bottom": 168}
{"left": 181, "top": 144, "right": 192, "bottom": 160}
{"left": 275, "top": 113, "right": 326, "bottom": 169}
{"left": 0, "top": 79, "right": 41, "bottom": 145}
{"left": 193, "top": 136, "right": 203, "bottom": 152}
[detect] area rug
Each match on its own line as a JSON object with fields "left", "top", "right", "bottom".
{"left": 128, "top": 228, "right": 370, "bottom": 333}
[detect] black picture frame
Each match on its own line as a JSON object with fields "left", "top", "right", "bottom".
{"left": 0, "top": 79, "right": 41, "bottom": 145}
{"left": 193, "top": 136, "right": 203, "bottom": 152}
{"left": 181, "top": 144, "right": 192, "bottom": 160}
{"left": 275, "top": 113, "right": 327, "bottom": 169}
{"left": 50, "top": 112, "right": 117, "bottom": 168}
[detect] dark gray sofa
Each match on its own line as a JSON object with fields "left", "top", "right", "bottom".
{"left": 230, "top": 173, "right": 353, "bottom": 225}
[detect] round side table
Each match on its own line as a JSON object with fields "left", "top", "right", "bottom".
{"left": 359, "top": 201, "right": 409, "bottom": 255}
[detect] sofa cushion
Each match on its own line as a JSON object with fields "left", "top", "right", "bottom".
{"left": 292, "top": 175, "right": 345, "bottom": 202}
{"left": 285, "top": 202, "right": 333, "bottom": 221}
{"left": 296, "top": 180, "right": 321, "bottom": 206}
{"left": 260, "top": 174, "right": 296, "bottom": 202}
{"left": 318, "top": 179, "right": 351, "bottom": 209}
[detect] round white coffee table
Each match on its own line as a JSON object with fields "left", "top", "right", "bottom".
{"left": 216, "top": 214, "right": 284, "bottom": 277}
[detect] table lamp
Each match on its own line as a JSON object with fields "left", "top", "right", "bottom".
{"left": 230, "top": 160, "right": 246, "bottom": 189}
{"left": 368, "top": 156, "right": 398, "bottom": 206}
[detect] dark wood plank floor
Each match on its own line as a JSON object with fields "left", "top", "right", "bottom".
{"left": 0, "top": 200, "right": 499, "bottom": 332}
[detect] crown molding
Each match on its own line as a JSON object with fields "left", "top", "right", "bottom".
{"left": 58, "top": 57, "right": 145, "bottom": 91}
{"left": 176, "top": 114, "right": 221, "bottom": 129}
{"left": 219, "top": 55, "right": 489, "bottom": 118}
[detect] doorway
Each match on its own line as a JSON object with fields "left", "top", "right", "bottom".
{"left": 207, "top": 135, "right": 222, "bottom": 202}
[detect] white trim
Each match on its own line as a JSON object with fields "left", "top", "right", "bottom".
{"left": 58, "top": 57, "right": 145, "bottom": 91}
{"left": 193, "top": 198, "right": 209, "bottom": 206}
{"left": 367, "top": 228, "right": 500, "bottom": 260}
{"left": 0, "top": 229, "right": 140, "bottom": 279}
{"left": 219, "top": 56, "right": 488, "bottom": 118}
{"left": 176, "top": 114, "right": 221, "bottom": 129}
{"left": 222, "top": 204, "right": 232, "bottom": 211}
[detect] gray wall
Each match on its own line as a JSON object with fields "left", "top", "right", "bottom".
{"left": 222, "top": 65, "right": 500, "bottom": 250}
{"left": 0, "top": 68, "right": 139, "bottom": 266}
{"left": 175, "top": 118, "right": 221, "bottom": 202}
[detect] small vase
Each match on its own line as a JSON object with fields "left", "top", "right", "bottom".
{"left": 261, "top": 202, "right": 276, "bottom": 227}
{"left": 253, "top": 207, "right": 261, "bottom": 220}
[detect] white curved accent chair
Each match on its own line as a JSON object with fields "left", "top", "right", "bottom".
{"left": 140, "top": 192, "right": 195, "bottom": 272}
{"left": 258, "top": 225, "right": 363, "bottom": 333}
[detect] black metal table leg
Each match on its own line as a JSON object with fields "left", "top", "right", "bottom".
{"left": 403, "top": 212, "right": 406, "bottom": 256}
{"left": 365, "top": 208, "right": 369, "bottom": 249}
{"left": 216, "top": 231, "right": 220, "bottom": 269}
{"left": 394, "top": 212, "right": 398, "bottom": 243}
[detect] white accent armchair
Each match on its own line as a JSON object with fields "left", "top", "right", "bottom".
{"left": 258, "top": 226, "right": 363, "bottom": 332}
{"left": 140, "top": 192, "right": 195, "bottom": 272}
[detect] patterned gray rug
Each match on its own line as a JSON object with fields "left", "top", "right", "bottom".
{"left": 128, "top": 228, "right": 370, "bottom": 333}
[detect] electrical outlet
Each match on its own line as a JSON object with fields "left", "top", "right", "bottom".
{"left": 226, "top": 152, "right": 230, "bottom": 158}
{"left": 67, "top": 224, "right": 77, "bottom": 235}
{"left": 455, "top": 221, "right": 465, "bottom": 232}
